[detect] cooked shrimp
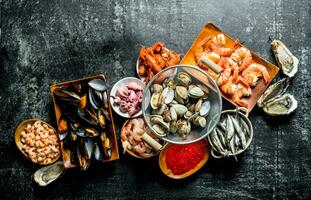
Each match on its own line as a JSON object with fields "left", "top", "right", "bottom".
{"left": 242, "top": 63, "right": 270, "bottom": 84}
{"left": 231, "top": 47, "right": 253, "bottom": 71}
{"left": 220, "top": 78, "right": 237, "bottom": 94}
{"left": 194, "top": 37, "right": 211, "bottom": 63}
{"left": 217, "top": 67, "right": 231, "bottom": 86}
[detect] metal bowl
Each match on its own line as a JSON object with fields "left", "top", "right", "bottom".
{"left": 110, "top": 77, "right": 144, "bottom": 118}
{"left": 142, "top": 65, "right": 222, "bottom": 144}
{"left": 208, "top": 109, "right": 254, "bottom": 158}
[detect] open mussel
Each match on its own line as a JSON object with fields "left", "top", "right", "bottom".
{"left": 75, "top": 127, "right": 99, "bottom": 138}
{"left": 34, "top": 161, "right": 65, "bottom": 186}
{"left": 77, "top": 108, "right": 98, "bottom": 126}
{"left": 57, "top": 116, "right": 69, "bottom": 141}
{"left": 93, "top": 132, "right": 112, "bottom": 161}
{"left": 88, "top": 79, "right": 107, "bottom": 92}
{"left": 271, "top": 40, "right": 299, "bottom": 77}
{"left": 54, "top": 87, "right": 81, "bottom": 107}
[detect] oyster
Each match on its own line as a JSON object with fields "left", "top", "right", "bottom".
{"left": 257, "top": 78, "right": 290, "bottom": 107}
{"left": 271, "top": 40, "right": 299, "bottom": 77}
{"left": 263, "top": 93, "right": 297, "bottom": 116}
{"left": 34, "top": 161, "right": 65, "bottom": 186}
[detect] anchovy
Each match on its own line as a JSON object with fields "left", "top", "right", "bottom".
{"left": 216, "top": 127, "right": 227, "bottom": 150}
{"left": 226, "top": 115, "right": 235, "bottom": 141}
{"left": 210, "top": 129, "right": 226, "bottom": 155}
{"left": 239, "top": 117, "right": 250, "bottom": 138}
{"left": 230, "top": 115, "right": 247, "bottom": 149}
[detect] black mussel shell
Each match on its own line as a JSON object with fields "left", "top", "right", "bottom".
{"left": 77, "top": 108, "right": 98, "bottom": 126}
{"left": 54, "top": 87, "right": 81, "bottom": 106}
{"left": 58, "top": 116, "right": 69, "bottom": 141}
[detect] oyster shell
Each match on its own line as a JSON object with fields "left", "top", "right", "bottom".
{"left": 34, "top": 161, "right": 64, "bottom": 186}
{"left": 271, "top": 40, "right": 299, "bottom": 77}
{"left": 257, "top": 78, "right": 290, "bottom": 107}
{"left": 263, "top": 93, "right": 297, "bottom": 116}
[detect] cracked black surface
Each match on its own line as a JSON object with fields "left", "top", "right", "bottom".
{"left": 0, "top": 0, "right": 310, "bottom": 199}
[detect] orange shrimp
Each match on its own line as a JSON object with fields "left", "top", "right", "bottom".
{"left": 209, "top": 40, "right": 239, "bottom": 57}
{"left": 139, "top": 46, "right": 147, "bottom": 61}
{"left": 220, "top": 78, "right": 237, "bottom": 94}
{"left": 232, "top": 83, "right": 251, "bottom": 108}
{"left": 145, "top": 51, "right": 162, "bottom": 73}
{"left": 217, "top": 67, "right": 231, "bottom": 86}
{"left": 194, "top": 37, "right": 211, "bottom": 63}
{"left": 242, "top": 63, "right": 270, "bottom": 85}
{"left": 231, "top": 47, "right": 253, "bottom": 72}
{"left": 165, "top": 51, "right": 180, "bottom": 66}
{"left": 151, "top": 42, "right": 165, "bottom": 53}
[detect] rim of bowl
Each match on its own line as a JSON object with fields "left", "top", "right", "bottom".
{"left": 110, "top": 77, "right": 144, "bottom": 118}
{"left": 207, "top": 109, "right": 254, "bottom": 156}
{"left": 142, "top": 64, "right": 222, "bottom": 144}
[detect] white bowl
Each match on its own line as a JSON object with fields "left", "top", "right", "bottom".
{"left": 110, "top": 77, "right": 144, "bottom": 118}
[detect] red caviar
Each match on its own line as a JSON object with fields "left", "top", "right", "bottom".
{"left": 165, "top": 140, "right": 207, "bottom": 175}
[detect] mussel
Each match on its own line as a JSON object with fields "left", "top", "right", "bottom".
{"left": 57, "top": 116, "right": 69, "bottom": 141}
{"left": 88, "top": 79, "right": 107, "bottom": 92}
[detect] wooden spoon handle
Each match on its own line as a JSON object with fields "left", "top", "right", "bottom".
{"left": 142, "top": 133, "right": 162, "bottom": 151}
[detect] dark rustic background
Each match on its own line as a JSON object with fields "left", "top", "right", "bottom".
{"left": 0, "top": 0, "right": 310, "bottom": 199}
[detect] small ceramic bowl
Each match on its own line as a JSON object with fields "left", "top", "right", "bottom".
{"left": 110, "top": 77, "right": 144, "bottom": 118}
{"left": 120, "top": 118, "right": 163, "bottom": 159}
{"left": 15, "top": 119, "right": 60, "bottom": 165}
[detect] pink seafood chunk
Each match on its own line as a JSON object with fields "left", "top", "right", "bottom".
{"left": 114, "top": 81, "right": 143, "bottom": 116}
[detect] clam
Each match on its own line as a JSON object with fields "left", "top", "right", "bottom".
{"left": 151, "top": 84, "right": 163, "bottom": 94}
{"left": 176, "top": 72, "right": 192, "bottom": 87}
{"left": 175, "top": 86, "right": 188, "bottom": 102}
{"left": 257, "top": 78, "right": 290, "bottom": 107}
{"left": 199, "top": 101, "right": 211, "bottom": 117}
{"left": 263, "top": 93, "right": 297, "bottom": 116}
{"left": 150, "top": 115, "right": 170, "bottom": 136}
{"left": 150, "top": 93, "right": 160, "bottom": 109}
{"left": 184, "top": 110, "right": 194, "bottom": 120}
{"left": 162, "top": 78, "right": 175, "bottom": 88}
{"left": 169, "top": 121, "right": 178, "bottom": 133}
{"left": 171, "top": 104, "right": 188, "bottom": 117}
{"left": 169, "top": 107, "right": 177, "bottom": 121}
{"left": 163, "top": 109, "right": 172, "bottom": 122}
{"left": 195, "top": 99, "right": 203, "bottom": 113}
{"left": 34, "top": 161, "right": 65, "bottom": 186}
{"left": 160, "top": 87, "right": 174, "bottom": 104}
{"left": 188, "top": 86, "right": 204, "bottom": 98}
{"left": 193, "top": 116, "right": 207, "bottom": 128}
{"left": 271, "top": 40, "right": 299, "bottom": 77}
{"left": 177, "top": 120, "right": 191, "bottom": 139}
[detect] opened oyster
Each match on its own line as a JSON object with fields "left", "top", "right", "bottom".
{"left": 149, "top": 72, "right": 210, "bottom": 139}
{"left": 34, "top": 161, "right": 65, "bottom": 186}
{"left": 263, "top": 93, "right": 297, "bottom": 116}
{"left": 271, "top": 40, "right": 299, "bottom": 77}
{"left": 257, "top": 78, "right": 290, "bottom": 107}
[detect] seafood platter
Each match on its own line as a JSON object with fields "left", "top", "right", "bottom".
{"left": 15, "top": 22, "right": 299, "bottom": 184}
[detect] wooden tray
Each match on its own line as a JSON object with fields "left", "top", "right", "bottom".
{"left": 50, "top": 74, "right": 119, "bottom": 168}
{"left": 181, "top": 22, "right": 279, "bottom": 112}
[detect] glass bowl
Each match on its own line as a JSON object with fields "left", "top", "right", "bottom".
{"left": 142, "top": 65, "right": 222, "bottom": 144}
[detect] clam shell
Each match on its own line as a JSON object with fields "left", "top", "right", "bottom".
{"left": 263, "top": 93, "right": 297, "bottom": 116}
{"left": 271, "top": 40, "right": 299, "bottom": 77}
{"left": 171, "top": 104, "right": 188, "bottom": 117}
{"left": 188, "top": 86, "right": 204, "bottom": 98}
{"left": 257, "top": 78, "right": 290, "bottom": 107}
{"left": 200, "top": 101, "right": 211, "bottom": 117}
